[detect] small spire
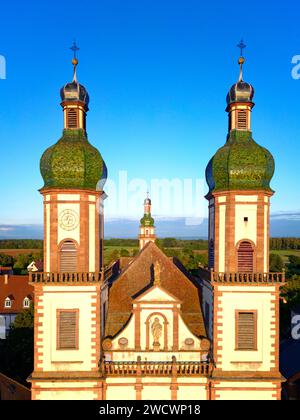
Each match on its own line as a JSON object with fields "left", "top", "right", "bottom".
{"left": 154, "top": 261, "right": 161, "bottom": 286}
{"left": 70, "top": 40, "right": 80, "bottom": 82}
{"left": 237, "top": 39, "right": 246, "bottom": 82}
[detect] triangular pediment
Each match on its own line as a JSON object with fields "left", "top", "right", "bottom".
{"left": 134, "top": 285, "right": 181, "bottom": 303}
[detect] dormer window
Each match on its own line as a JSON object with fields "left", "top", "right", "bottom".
{"left": 4, "top": 297, "right": 12, "bottom": 308}
{"left": 23, "top": 297, "right": 31, "bottom": 309}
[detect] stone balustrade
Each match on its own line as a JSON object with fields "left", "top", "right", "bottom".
{"left": 210, "top": 271, "right": 285, "bottom": 284}
{"left": 102, "top": 359, "right": 212, "bottom": 377}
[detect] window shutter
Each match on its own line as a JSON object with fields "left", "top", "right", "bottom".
{"left": 237, "top": 110, "right": 247, "bottom": 130}
{"left": 60, "top": 241, "right": 77, "bottom": 272}
{"left": 237, "top": 241, "right": 254, "bottom": 272}
{"left": 67, "top": 109, "right": 78, "bottom": 128}
{"left": 237, "top": 311, "right": 256, "bottom": 350}
{"left": 58, "top": 310, "right": 78, "bottom": 350}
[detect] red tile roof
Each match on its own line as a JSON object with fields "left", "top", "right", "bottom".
{"left": 105, "top": 242, "right": 207, "bottom": 339}
{"left": 0, "top": 275, "right": 33, "bottom": 314}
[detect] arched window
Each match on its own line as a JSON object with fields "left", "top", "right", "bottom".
{"left": 23, "top": 297, "right": 31, "bottom": 308}
{"left": 4, "top": 297, "right": 12, "bottom": 308}
{"left": 237, "top": 241, "right": 254, "bottom": 272}
{"left": 60, "top": 241, "right": 77, "bottom": 272}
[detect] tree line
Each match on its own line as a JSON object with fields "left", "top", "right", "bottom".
{"left": 270, "top": 237, "right": 300, "bottom": 250}
{"left": 0, "top": 239, "right": 43, "bottom": 249}
{"left": 1, "top": 238, "right": 300, "bottom": 251}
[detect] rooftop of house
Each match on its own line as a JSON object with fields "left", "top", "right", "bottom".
{"left": 0, "top": 275, "right": 33, "bottom": 314}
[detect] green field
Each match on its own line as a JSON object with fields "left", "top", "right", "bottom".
{"left": 270, "top": 249, "right": 300, "bottom": 264}
{"left": 104, "top": 246, "right": 139, "bottom": 266}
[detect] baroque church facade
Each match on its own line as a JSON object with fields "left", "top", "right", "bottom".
{"left": 28, "top": 50, "right": 285, "bottom": 400}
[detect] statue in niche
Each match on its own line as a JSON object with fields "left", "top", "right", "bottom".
{"left": 151, "top": 317, "right": 163, "bottom": 350}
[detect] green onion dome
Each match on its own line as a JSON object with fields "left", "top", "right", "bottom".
{"left": 206, "top": 130, "right": 275, "bottom": 194}
{"left": 140, "top": 214, "right": 155, "bottom": 227}
{"left": 40, "top": 129, "right": 107, "bottom": 190}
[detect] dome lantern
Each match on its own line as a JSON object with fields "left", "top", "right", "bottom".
{"left": 226, "top": 40, "right": 255, "bottom": 132}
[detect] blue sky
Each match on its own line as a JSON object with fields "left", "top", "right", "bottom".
{"left": 0, "top": 0, "right": 300, "bottom": 224}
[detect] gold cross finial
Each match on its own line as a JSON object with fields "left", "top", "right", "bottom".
{"left": 237, "top": 39, "right": 246, "bottom": 57}
{"left": 70, "top": 40, "right": 79, "bottom": 82}
{"left": 237, "top": 39, "right": 246, "bottom": 82}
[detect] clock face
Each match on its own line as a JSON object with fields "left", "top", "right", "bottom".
{"left": 59, "top": 209, "right": 79, "bottom": 231}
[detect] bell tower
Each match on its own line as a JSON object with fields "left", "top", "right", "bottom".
{"left": 206, "top": 41, "right": 274, "bottom": 274}
{"left": 29, "top": 45, "right": 107, "bottom": 400}
{"left": 205, "top": 42, "right": 284, "bottom": 400}
{"left": 39, "top": 43, "right": 107, "bottom": 274}
{"left": 139, "top": 194, "right": 156, "bottom": 249}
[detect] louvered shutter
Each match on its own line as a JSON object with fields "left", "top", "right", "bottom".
{"left": 237, "top": 312, "right": 256, "bottom": 350}
{"left": 67, "top": 109, "right": 78, "bottom": 128}
{"left": 58, "top": 310, "right": 78, "bottom": 349}
{"left": 60, "top": 241, "right": 77, "bottom": 272}
{"left": 238, "top": 241, "right": 254, "bottom": 272}
{"left": 237, "top": 110, "right": 247, "bottom": 130}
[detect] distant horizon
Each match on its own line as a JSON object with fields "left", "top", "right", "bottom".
{"left": 0, "top": 1, "right": 300, "bottom": 225}
{"left": 1, "top": 212, "right": 300, "bottom": 240}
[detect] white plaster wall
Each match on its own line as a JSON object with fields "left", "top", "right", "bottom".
{"left": 235, "top": 203, "right": 257, "bottom": 246}
{"left": 178, "top": 317, "right": 202, "bottom": 350}
{"left": 235, "top": 195, "right": 258, "bottom": 202}
{"left": 57, "top": 194, "right": 80, "bottom": 201}
{"left": 142, "top": 386, "right": 171, "bottom": 400}
{"left": 110, "top": 315, "right": 135, "bottom": 351}
{"left": 177, "top": 385, "right": 207, "bottom": 400}
{"left": 36, "top": 389, "right": 98, "bottom": 400}
{"left": 216, "top": 286, "right": 276, "bottom": 372}
{"left": 99, "top": 381, "right": 210, "bottom": 401}
{"left": 39, "top": 286, "right": 97, "bottom": 372}
{"left": 216, "top": 389, "right": 276, "bottom": 400}
{"left": 106, "top": 386, "right": 136, "bottom": 400}
{"left": 57, "top": 202, "right": 80, "bottom": 245}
